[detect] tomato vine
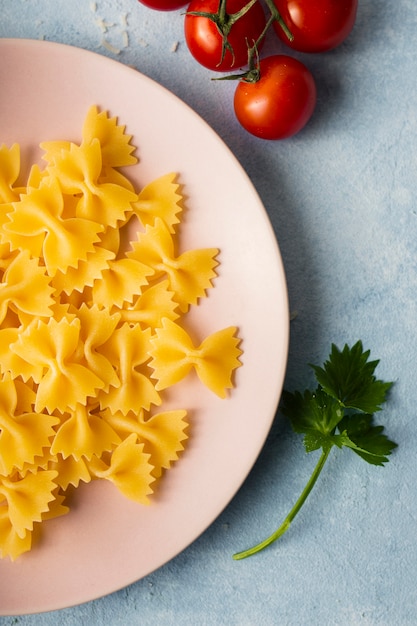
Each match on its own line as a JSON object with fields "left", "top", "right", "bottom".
{"left": 136, "top": 0, "right": 359, "bottom": 140}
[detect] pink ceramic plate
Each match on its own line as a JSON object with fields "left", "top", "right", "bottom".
{"left": 0, "top": 39, "right": 289, "bottom": 615}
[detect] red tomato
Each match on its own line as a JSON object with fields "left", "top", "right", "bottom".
{"left": 273, "top": 0, "right": 358, "bottom": 52}
{"left": 137, "top": 0, "right": 188, "bottom": 10}
{"left": 233, "top": 55, "right": 316, "bottom": 140}
{"left": 184, "top": 0, "right": 266, "bottom": 72}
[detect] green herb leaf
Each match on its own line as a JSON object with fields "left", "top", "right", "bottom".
{"left": 338, "top": 413, "right": 398, "bottom": 466}
{"left": 311, "top": 340, "right": 393, "bottom": 413}
{"left": 281, "top": 387, "right": 343, "bottom": 437}
{"left": 233, "top": 341, "right": 397, "bottom": 561}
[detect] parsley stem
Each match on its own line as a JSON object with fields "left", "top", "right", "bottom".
{"left": 233, "top": 446, "right": 332, "bottom": 560}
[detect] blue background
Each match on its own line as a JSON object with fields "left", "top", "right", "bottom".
{"left": 1, "top": 0, "right": 416, "bottom": 623}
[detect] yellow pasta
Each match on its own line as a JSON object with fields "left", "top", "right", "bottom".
{"left": 131, "top": 172, "right": 183, "bottom": 233}
{"left": 113, "top": 280, "right": 180, "bottom": 329}
{"left": 0, "top": 105, "right": 243, "bottom": 560}
{"left": 91, "top": 257, "right": 154, "bottom": 308}
{"left": 101, "top": 409, "right": 188, "bottom": 478}
{"left": 75, "top": 303, "right": 121, "bottom": 391}
{"left": 50, "top": 403, "right": 121, "bottom": 462}
{"left": 0, "top": 504, "right": 33, "bottom": 561}
{"left": 4, "top": 177, "right": 105, "bottom": 276}
{"left": 0, "top": 249, "right": 54, "bottom": 324}
{"left": 50, "top": 454, "right": 91, "bottom": 491}
{"left": 81, "top": 105, "right": 138, "bottom": 169}
{"left": 128, "top": 217, "right": 219, "bottom": 313}
{"left": 0, "top": 375, "right": 58, "bottom": 475}
{"left": 88, "top": 434, "right": 155, "bottom": 505}
{"left": 47, "top": 139, "right": 137, "bottom": 227}
{"left": 149, "top": 318, "right": 243, "bottom": 399}
{"left": 0, "top": 470, "right": 58, "bottom": 538}
{"left": 12, "top": 317, "right": 106, "bottom": 413}
{"left": 0, "top": 143, "right": 20, "bottom": 203}
{"left": 97, "top": 323, "right": 162, "bottom": 414}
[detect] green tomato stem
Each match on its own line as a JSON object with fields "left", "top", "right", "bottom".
{"left": 246, "top": 14, "right": 275, "bottom": 74}
{"left": 218, "top": 0, "right": 227, "bottom": 22}
{"left": 228, "top": 0, "right": 259, "bottom": 26}
{"left": 232, "top": 446, "right": 332, "bottom": 560}
{"left": 262, "top": 0, "right": 293, "bottom": 42}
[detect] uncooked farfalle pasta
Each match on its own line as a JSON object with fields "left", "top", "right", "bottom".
{"left": 0, "top": 106, "right": 242, "bottom": 560}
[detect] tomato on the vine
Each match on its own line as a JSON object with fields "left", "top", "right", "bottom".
{"left": 137, "top": 0, "right": 188, "bottom": 11}
{"left": 184, "top": 0, "right": 266, "bottom": 72}
{"left": 273, "top": 0, "right": 358, "bottom": 53}
{"left": 233, "top": 55, "right": 316, "bottom": 140}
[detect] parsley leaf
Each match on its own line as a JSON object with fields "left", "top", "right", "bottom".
{"left": 338, "top": 413, "right": 397, "bottom": 466}
{"left": 233, "top": 341, "right": 397, "bottom": 560}
{"left": 311, "top": 340, "right": 392, "bottom": 413}
{"left": 281, "top": 387, "right": 343, "bottom": 438}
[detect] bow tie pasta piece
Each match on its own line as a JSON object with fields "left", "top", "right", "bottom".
{"left": 0, "top": 144, "right": 21, "bottom": 203}
{"left": 46, "top": 139, "right": 138, "bottom": 228}
{"left": 11, "top": 317, "right": 106, "bottom": 412}
{"left": 0, "top": 328, "right": 43, "bottom": 382}
{"left": 49, "top": 454, "right": 92, "bottom": 492}
{"left": 128, "top": 218, "right": 219, "bottom": 313}
{"left": 52, "top": 223, "right": 121, "bottom": 296}
{"left": 114, "top": 280, "right": 180, "bottom": 329}
{"left": 0, "top": 478, "right": 69, "bottom": 561}
{"left": 97, "top": 323, "right": 161, "bottom": 414}
{"left": 0, "top": 249, "right": 54, "bottom": 324}
{"left": 149, "top": 318, "right": 243, "bottom": 398}
{"left": 0, "top": 504, "right": 32, "bottom": 561}
{"left": 81, "top": 105, "right": 138, "bottom": 169}
{"left": 0, "top": 375, "right": 59, "bottom": 475}
{"left": 41, "top": 106, "right": 137, "bottom": 191}
{"left": 50, "top": 403, "right": 121, "bottom": 462}
{"left": 51, "top": 243, "right": 115, "bottom": 296}
{"left": 102, "top": 409, "right": 188, "bottom": 479}
{"left": 74, "top": 303, "right": 121, "bottom": 391}
{"left": 3, "top": 178, "right": 105, "bottom": 276}
{"left": 131, "top": 173, "right": 183, "bottom": 233}
{"left": 88, "top": 434, "right": 155, "bottom": 505}
{"left": 0, "top": 470, "right": 58, "bottom": 539}
{"left": 91, "top": 257, "right": 154, "bottom": 308}
{"left": 168, "top": 247, "right": 220, "bottom": 313}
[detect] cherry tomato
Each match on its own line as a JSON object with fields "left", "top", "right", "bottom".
{"left": 184, "top": 0, "right": 266, "bottom": 72}
{"left": 233, "top": 55, "right": 316, "bottom": 140}
{"left": 137, "top": 0, "right": 188, "bottom": 10}
{"left": 273, "top": 0, "right": 358, "bottom": 52}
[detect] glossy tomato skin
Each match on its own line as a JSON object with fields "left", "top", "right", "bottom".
{"left": 138, "top": 0, "right": 188, "bottom": 10}
{"left": 273, "top": 0, "right": 358, "bottom": 52}
{"left": 184, "top": 0, "right": 266, "bottom": 72}
{"left": 234, "top": 55, "right": 316, "bottom": 140}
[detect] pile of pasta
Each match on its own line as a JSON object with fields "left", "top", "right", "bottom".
{"left": 0, "top": 106, "right": 242, "bottom": 560}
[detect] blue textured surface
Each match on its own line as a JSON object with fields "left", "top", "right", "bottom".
{"left": 1, "top": 0, "right": 416, "bottom": 623}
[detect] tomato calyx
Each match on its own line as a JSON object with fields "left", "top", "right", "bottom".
{"left": 244, "top": 0, "right": 293, "bottom": 77}
{"left": 211, "top": 0, "right": 293, "bottom": 82}
{"left": 216, "top": 45, "right": 261, "bottom": 82}
{"left": 186, "top": 0, "right": 260, "bottom": 67}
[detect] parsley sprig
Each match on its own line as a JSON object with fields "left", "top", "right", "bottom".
{"left": 233, "top": 341, "right": 397, "bottom": 560}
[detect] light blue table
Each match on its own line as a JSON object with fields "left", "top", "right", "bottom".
{"left": 1, "top": 1, "right": 416, "bottom": 624}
